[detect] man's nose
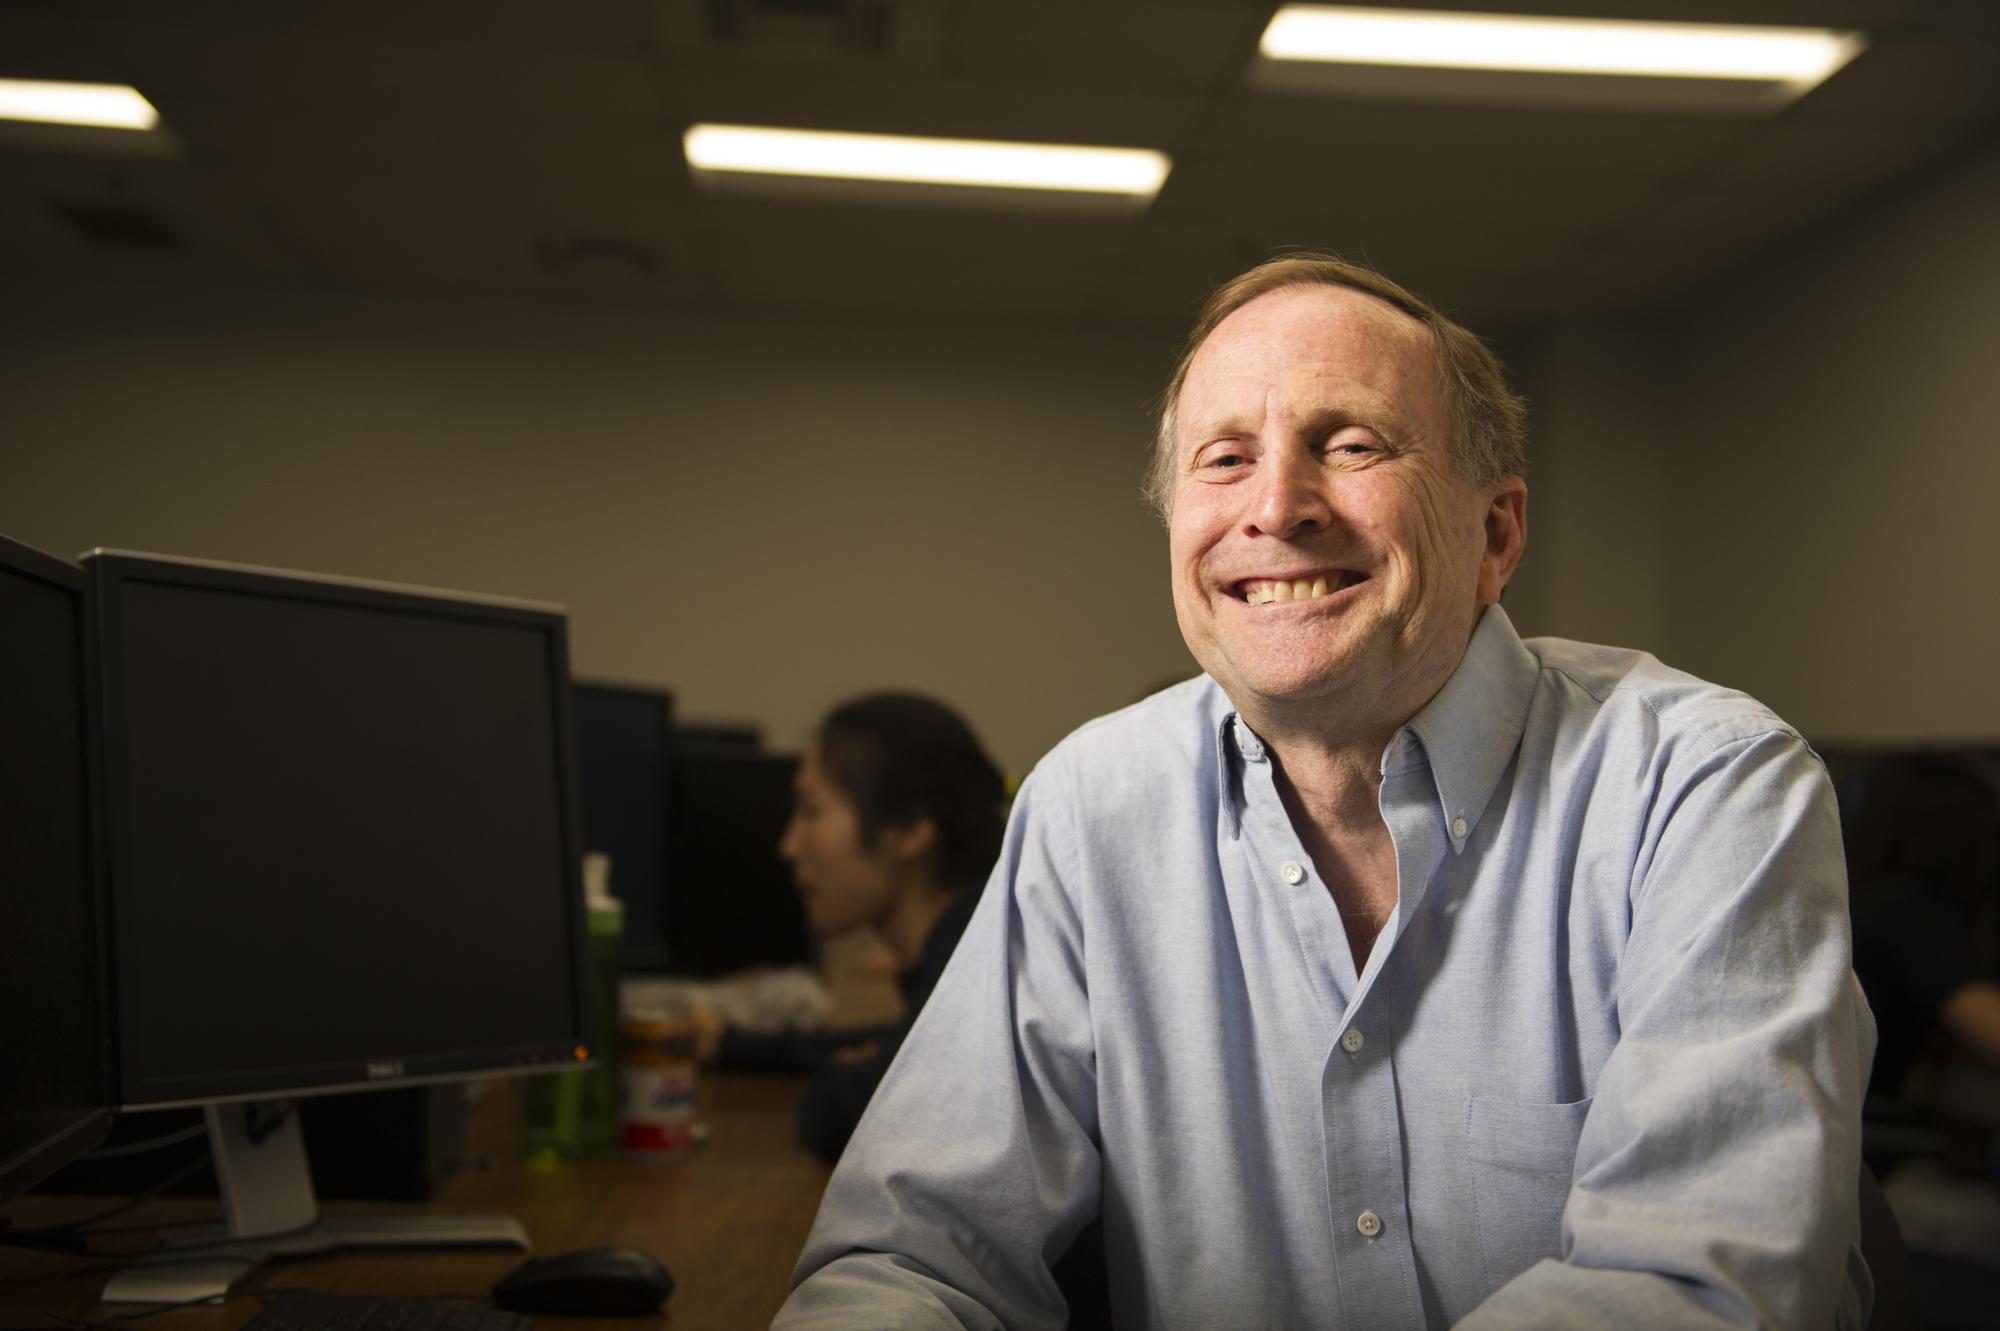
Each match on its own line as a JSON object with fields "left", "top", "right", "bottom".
{"left": 1246, "top": 446, "right": 1332, "bottom": 538}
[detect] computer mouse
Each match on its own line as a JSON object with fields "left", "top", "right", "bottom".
{"left": 491, "top": 1246, "right": 676, "bottom": 1316}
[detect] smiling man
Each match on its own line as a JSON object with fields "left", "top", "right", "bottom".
{"left": 776, "top": 255, "right": 1875, "bottom": 1330}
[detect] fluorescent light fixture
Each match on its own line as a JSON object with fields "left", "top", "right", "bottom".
{"left": 683, "top": 124, "right": 1171, "bottom": 200}
{"left": 0, "top": 77, "right": 158, "bottom": 130}
{"left": 1260, "top": 6, "right": 1862, "bottom": 89}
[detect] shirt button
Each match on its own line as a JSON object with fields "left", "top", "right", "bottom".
{"left": 1356, "top": 1210, "right": 1383, "bottom": 1238}
{"left": 1451, "top": 816, "right": 1468, "bottom": 838}
{"left": 1341, "top": 1027, "right": 1365, "bottom": 1055}
{"left": 1280, "top": 861, "right": 1306, "bottom": 886}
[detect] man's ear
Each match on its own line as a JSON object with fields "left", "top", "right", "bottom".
{"left": 1477, "top": 479, "right": 1527, "bottom": 605}
{"left": 878, "top": 816, "right": 939, "bottom": 867}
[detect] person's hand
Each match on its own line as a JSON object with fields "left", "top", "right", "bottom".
{"left": 690, "top": 1004, "right": 726, "bottom": 1066}
{"left": 1940, "top": 980, "right": 2000, "bottom": 1069}
{"left": 832, "top": 1040, "right": 880, "bottom": 1066}
{"left": 852, "top": 946, "right": 899, "bottom": 982}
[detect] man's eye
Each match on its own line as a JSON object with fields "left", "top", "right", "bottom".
{"left": 1196, "top": 446, "right": 1249, "bottom": 471}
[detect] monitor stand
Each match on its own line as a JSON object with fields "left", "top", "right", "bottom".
{"left": 101, "top": 1099, "right": 529, "bottom": 1305}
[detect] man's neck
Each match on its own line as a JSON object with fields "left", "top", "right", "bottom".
{"left": 1263, "top": 734, "right": 1389, "bottom": 832}
{"left": 1266, "top": 738, "right": 1401, "bottom": 968}
{"left": 1234, "top": 686, "right": 1403, "bottom": 800}
{"left": 1230, "top": 664, "right": 1455, "bottom": 966}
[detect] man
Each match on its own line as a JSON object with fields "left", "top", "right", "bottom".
{"left": 775, "top": 255, "right": 1875, "bottom": 1329}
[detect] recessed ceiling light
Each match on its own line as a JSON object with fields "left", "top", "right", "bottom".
{"left": 1259, "top": 6, "right": 1862, "bottom": 88}
{"left": 683, "top": 124, "right": 1171, "bottom": 202}
{"left": 0, "top": 78, "right": 159, "bottom": 130}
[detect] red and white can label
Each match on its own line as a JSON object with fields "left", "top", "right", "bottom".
{"left": 620, "top": 1061, "right": 696, "bottom": 1158}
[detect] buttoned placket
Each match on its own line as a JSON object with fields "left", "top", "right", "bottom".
{"left": 1227, "top": 717, "right": 1432, "bottom": 1331}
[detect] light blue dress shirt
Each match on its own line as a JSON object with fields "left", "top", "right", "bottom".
{"left": 778, "top": 607, "right": 1876, "bottom": 1330}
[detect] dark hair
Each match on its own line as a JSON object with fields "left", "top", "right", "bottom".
{"left": 815, "top": 693, "right": 1006, "bottom": 893}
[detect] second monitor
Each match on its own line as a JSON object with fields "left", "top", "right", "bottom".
{"left": 0, "top": 534, "right": 111, "bottom": 1205}
{"left": 86, "top": 551, "right": 594, "bottom": 1301}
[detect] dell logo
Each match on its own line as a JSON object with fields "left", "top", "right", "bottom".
{"left": 366, "top": 1061, "right": 405, "bottom": 1080}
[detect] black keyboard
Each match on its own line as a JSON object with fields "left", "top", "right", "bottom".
{"left": 246, "top": 1292, "right": 532, "bottom": 1331}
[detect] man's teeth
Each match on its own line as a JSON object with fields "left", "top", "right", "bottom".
{"left": 1244, "top": 576, "right": 1334, "bottom": 605}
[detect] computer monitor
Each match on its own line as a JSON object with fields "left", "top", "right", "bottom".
{"left": 570, "top": 682, "right": 675, "bottom": 970}
{"left": 0, "top": 534, "right": 112, "bottom": 1204}
{"left": 85, "top": 551, "right": 593, "bottom": 1301}
{"left": 667, "top": 747, "right": 812, "bottom": 976}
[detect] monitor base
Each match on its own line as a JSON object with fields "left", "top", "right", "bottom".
{"left": 99, "top": 1214, "right": 531, "bottom": 1304}
{"left": 99, "top": 1101, "right": 529, "bottom": 1305}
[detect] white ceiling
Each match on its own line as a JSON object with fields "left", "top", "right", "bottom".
{"left": 2, "top": 0, "right": 1997, "bottom": 329}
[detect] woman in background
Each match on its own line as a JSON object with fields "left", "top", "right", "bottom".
{"left": 697, "top": 692, "right": 1006, "bottom": 1161}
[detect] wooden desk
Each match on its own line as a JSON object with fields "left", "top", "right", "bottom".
{"left": 0, "top": 1073, "right": 831, "bottom": 1331}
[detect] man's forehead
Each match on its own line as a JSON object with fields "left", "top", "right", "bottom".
{"left": 1181, "top": 285, "right": 1442, "bottom": 431}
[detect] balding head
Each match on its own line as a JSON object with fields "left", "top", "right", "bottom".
{"left": 1149, "top": 253, "right": 1526, "bottom": 521}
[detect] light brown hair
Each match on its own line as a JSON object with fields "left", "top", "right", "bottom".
{"left": 1147, "top": 253, "right": 1526, "bottom": 521}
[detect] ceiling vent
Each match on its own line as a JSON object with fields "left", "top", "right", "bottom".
{"left": 533, "top": 233, "right": 664, "bottom": 280}
{"left": 707, "top": 0, "right": 890, "bottom": 53}
{"left": 49, "top": 200, "right": 184, "bottom": 251}
{"left": 657, "top": 0, "right": 937, "bottom": 63}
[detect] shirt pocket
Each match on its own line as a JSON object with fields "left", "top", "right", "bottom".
{"left": 1464, "top": 1094, "right": 1592, "bottom": 1287}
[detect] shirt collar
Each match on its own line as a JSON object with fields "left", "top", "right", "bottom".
{"left": 1398, "top": 604, "right": 1539, "bottom": 851}
{"left": 1209, "top": 683, "right": 1255, "bottom": 840}
{"left": 1207, "top": 603, "right": 1538, "bottom": 851}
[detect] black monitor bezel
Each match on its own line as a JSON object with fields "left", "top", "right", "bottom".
{"left": 571, "top": 679, "right": 676, "bottom": 971}
{"left": 0, "top": 533, "right": 114, "bottom": 1202}
{"left": 85, "top": 550, "right": 595, "bottom": 1111}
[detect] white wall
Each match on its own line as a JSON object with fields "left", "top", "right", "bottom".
{"left": 1500, "top": 318, "right": 1669, "bottom": 652}
{"left": 1, "top": 279, "right": 1195, "bottom": 774}
{"left": 1510, "top": 136, "right": 2000, "bottom": 745}
{"left": 10, "top": 134, "right": 1997, "bottom": 768}
{"left": 1662, "top": 138, "right": 2000, "bottom": 743}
